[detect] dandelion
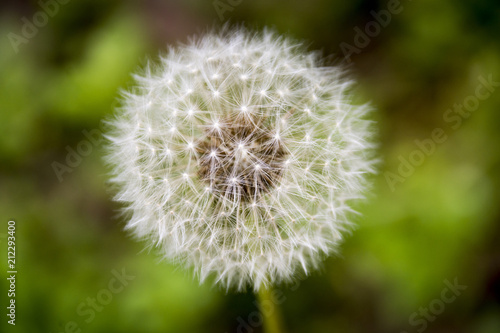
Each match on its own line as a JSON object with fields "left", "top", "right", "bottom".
{"left": 105, "top": 29, "right": 376, "bottom": 292}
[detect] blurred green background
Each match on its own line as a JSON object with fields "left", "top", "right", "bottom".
{"left": 1, "top": 0, "right": 499, "bottom": 332}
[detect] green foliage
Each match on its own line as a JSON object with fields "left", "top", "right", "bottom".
{"left": 1, "top": 1, "right": 499, "bottom": 332}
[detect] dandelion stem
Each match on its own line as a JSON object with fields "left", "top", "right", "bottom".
{"left": 256, "top": 286, "right": 285, "bottom": 333}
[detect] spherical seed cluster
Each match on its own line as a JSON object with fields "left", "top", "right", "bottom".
{"left": 106, "top": 30, "right": 376, "bottom": 291}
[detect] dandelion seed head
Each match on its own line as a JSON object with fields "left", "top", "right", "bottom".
{"left": 105, "top": 29, "right": 376, "bottom": 291}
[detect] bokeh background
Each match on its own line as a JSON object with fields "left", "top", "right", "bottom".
{"left": 1, "top": 0, "right": 499, "bottom": 332}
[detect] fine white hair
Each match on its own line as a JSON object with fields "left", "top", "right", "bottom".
{"left": 105, "top": 28, "right": 376, "bottom": 291}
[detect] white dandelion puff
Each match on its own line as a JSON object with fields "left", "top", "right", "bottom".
{"left": 105, "top": 29, "right": 377, "bottom": 291}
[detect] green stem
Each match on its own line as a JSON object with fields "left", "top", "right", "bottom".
{"left": 256, "top": 285, "right": 285, "bottom": 333}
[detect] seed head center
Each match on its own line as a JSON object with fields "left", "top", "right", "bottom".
{"left": 195, "top": 118, "right": 287, "bottom": 202}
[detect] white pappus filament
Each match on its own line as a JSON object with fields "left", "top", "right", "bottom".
{"left": 105, "top": 29, "right": 376, "bottom": 291}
